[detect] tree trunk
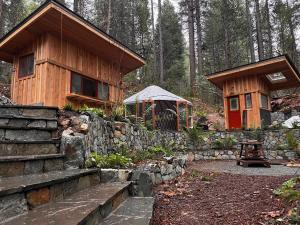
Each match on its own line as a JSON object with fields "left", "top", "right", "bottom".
{"left": 286, "top": 1, "right": 297, "bottom": 63}
{"left": 158, "top": 0, "right": 164, "bottom": 84}
{"left": 187, "top": 0, "right": 196, "bottom": 93}
{"left": 73, "top": 0, "right": 78, "bottom": 13}
{"left": 254, "top": 0, "right": 264, "bottom": 60}
{"left": 195, "top": 0, "right": 203, "bottom": 78}
{"left": 0, "top": 0, "right": 4, "bottom": 38}
{"left": 106, "top": 0, "right": 111, "bottom": 34}
{"left": 265, "top": 0, "right": 273, "bottom": 58}
{"left": 222, "top": 0, "right": 231, "bottom": 68}
{"left": 245, "top": 0, "right": 255, "bottom": 62}
{"left": 151, "top": 0, "right": 157, "bottom": 75}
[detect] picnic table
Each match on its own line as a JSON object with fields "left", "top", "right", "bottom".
{"left": 237, "top": 141, "right": 270, "bottom": 167}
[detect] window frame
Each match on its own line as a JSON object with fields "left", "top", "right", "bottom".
{"left": 260, "top": 93, "right": 269, "bottom": 110}
{"left": 70, "top": 72, "right": 110, "bottom": 101}
{"left": 229, "top": 97, "right": 239, "bottom": 111}
{"left": 244, "top": 93, "right": 252, "bottom": 109}
{"left": 18, "top": 53, "right": 35, "bottom": 79}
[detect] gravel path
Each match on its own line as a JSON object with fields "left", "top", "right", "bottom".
{"left": 190, "top": 160, "right": 300, "bottom": 176}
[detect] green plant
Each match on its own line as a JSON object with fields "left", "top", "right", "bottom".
{"left": 79, "top": 104, "right": 105, "bottom": 117}
{"left": 112, "top": 104, "right": 126, "bottom": 121}
{"left": 195, "top": 110, "right": 207, "bottom": 118}
{"left": 63, "top": 103, "right": 74, "bottom": 111}
{"left": 184, "top": 126, "right": 207, "bottom": 146}
{"left": 213, "top": 139, "right": 224, "bottom": 149}
{"left": 148, "top": 145, "right": 173, "bottom": 157}
{"left": 85, "top": 152, "right": 132, "bottom": 169}
{"left": 213, "top": 137, "right": 237, "bottom": 149}
{"left": 273, "top": 177, "right": 300, "bottom": 202}
{"left": 286, "top": 131, "right": 298, "bottom": 150}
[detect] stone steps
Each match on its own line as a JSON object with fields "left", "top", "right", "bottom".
{"left": 0, "top": 168, "right": 102, "bottom": 223}
{"left": 100, "top": 197, "right": 154, "bottom": 225}
{"left": 3, "top": 181, "right": 131, "bottom": 225}
{"left": 0, "top": 142, "right": 59, "bottom": 156}
{"left": 0, "top": 128, "right": 56, "bottom": 141}
{"left": 0, "top": 105, "right": 58, "bottom": 119}
{"left": 0, "top": 154, "right": 65, "bottom": 177}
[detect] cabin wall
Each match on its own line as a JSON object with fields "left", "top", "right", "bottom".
{"left": 11, "top": 33, "right": 124, "bottom": 108}
{"left": 223, "top": 75, "right": 271, "bottom": 129}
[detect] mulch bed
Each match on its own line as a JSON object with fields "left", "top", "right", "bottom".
{"left": 152, "top": 168, "right": 295, "bottom": 225}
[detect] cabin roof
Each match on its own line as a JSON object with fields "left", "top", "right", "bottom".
{"left": 0, "top": 0, "right": 145, "bottom": 74}
{"left": 206, "top": 55, "right": 300, "bottom": 91}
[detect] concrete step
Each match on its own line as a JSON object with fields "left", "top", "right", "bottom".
{"left": 0, "top": 128, "right": 56, "bottom": 141}
{"left": 0, "top": 168, "right": 101, "bottom": 223}
{"left": 3, "top": 181, "right": 131, "bottom": 225}
{"left": 100, "top": 197, "right": 154, "bottom": 225}
{"left": 0, "top": 105, "right": 58, "bottom": 119}
{"left": 0, "top": 142, "right": 59, "bottom": 156}
{"left": 0, "top": 154, "right": 65, "bottom": 177}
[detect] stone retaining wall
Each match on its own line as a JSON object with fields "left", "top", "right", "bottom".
{"left": 60, "top": 112, "right": 300, "bottom": 168}
{"left": 100, "top": 156, "right": 187, "bottom": 197}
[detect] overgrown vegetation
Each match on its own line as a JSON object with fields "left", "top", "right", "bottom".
{"left": 85, "top": 152, "right": 132, "bottom": 169}
{"left": 111, "top": 104, "right": 126, "bottom": 122}
{"left": 286, "top": 131, "right": 299, "bottom": 150}
{"left": 79, "top": 104, "right": 105, "bottom": 118}
{"left": 213, "top": 137, "right": 237, "bottom": 150}
{"left": 273, "top": 177, "right": 300, "bottom": 224}
{"left": 63, "top": 103, "right": 74, "bottom": 111}
{"left": 184, "top": 126, "right": 208, "bottom": 146}
{"left": 86, "top": 144, "right": 174, "bottom": 168}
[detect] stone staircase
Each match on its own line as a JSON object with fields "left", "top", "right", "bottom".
{"left": 0, "top": 105, "right": 153, "bottom": 225}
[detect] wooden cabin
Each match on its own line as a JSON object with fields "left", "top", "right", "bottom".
{"left": 207, "top": 55, "right": 300, "bottom": 129}
{"left": 0, "top": 0, "right": 145, "bottom": 110}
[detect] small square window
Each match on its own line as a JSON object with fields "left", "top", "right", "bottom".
{"left": 230, "top": 97, "right": 239, "bottom": 111}
{"left": 245, "top": 93, "right": 252, "bottom": 109}
{"left": 98, "top": 82, "right": 109, "bottom": 100}
{"left": 19, "top": 54, "right": 34, "bottom": 78}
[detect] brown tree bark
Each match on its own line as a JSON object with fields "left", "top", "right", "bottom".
{"left": 158, "top": 0, "right": 164, "bottom": 84}
{"left": 187, "top": 0, "right": 196, "bottom": 93}
{"left": 265, "top": 0, "right": 273, "bottom": 58}
{"left": 151, "top": 0, "right": 157, "bottom": 75}
{"left": 0, "top": 0, "right": 4, "bottom": 38}
{"left": 195, "top": 0, "right": 203, "bottom": 77}
{"left": 245, "top": 0, "right": 255, "bottom": 62}
{"left": 254, "top": 0, "right": 264, "bottom": 60}
{"left": 106, "top": 0, "right": 112, "bottom": 34}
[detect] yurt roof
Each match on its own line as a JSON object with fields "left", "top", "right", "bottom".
{"left": 124, "top": 85, "right": 192, "bottom": 105}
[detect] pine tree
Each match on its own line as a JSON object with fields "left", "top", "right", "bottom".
{"left": 155, "top": 0, "right": 186, "bottom": 93}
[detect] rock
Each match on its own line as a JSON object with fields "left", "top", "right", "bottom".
{"left": 130, "top": 171, "right": 153, "bottom": 197}
{"left": 27, "top": 120, "right": 47, "bottom": 128}
{"left": 62, "top": 127, "right": 73, "bottom": 136}
{"left": 0, "top": 193, "right": 27, "bottom": 222}
{"left": 0, "top": 95, "right": 14, "bottom": 105}
{"left": 26, "top": 188, "right": 50, "bottom": 208}
{"left": 60, "top": 119, "right": 71, "bottom": 127}
{"left": 114, "top": 130, "right": 122, "bottom": 138}
{"left": 79, "top": 123, "right": 89, "bottom": 134}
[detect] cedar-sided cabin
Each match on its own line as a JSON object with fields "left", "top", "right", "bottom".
{"left": 0, "top": 0, "right": 145, "bottom": 110}
{"left": 207, "top": 55, "right": 300, "bottom": 130}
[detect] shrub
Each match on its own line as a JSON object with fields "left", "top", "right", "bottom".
{"left": 213, "top": 137, "right": 237, "bottom": 150}
{"left": 286, "top": 131, "right": 298, "bottom": 150}
{"left": 273, "top": 177, "right": 300, "bottom": 202}
{"left": 184, "top": 126, "right": 207, "bottom": 145}
{"left": 148, "top": 145, "right": 173, "bottom": 157}
{"left": 112, "top": 104, "right": 126, "bottom": 121}
{"left": 85, "top": 152, "right": 131, "bottom": 169}
{"left": 79, "top": 104, "right": 105, "bottom": 118}
{"left": 63, "top": 103, "right": 74, "bottom": 111}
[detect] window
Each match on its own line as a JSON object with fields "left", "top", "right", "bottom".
{"left": 98, "top": 82, "right": 109, "bottom": 100}
{"left": 71, "top": 72, "right": 110, "bottom": 100}
{"left": 266, "top": 72, "right": 286, "bottom": 83}
{"left": 261, "top": 94, "right": 269, "bottom": 109}
{"left": 19, "top": 54, "right": 34, "bottom": 78}
{"left": 230, "top": 97, "right": 239, "bottom": 111}
{"left": 245, "top": 93, "right": 252, "bottom": 109}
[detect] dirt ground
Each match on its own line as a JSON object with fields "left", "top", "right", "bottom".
{"left": 152, "top": 161, "right": 297, "bottom": 225}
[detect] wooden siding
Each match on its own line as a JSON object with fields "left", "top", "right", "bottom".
{"left": 11, "top": 33, "right": 124, "bottom": 108}
{"left": 222, "top": 76, "right": 270, "bottom": 129}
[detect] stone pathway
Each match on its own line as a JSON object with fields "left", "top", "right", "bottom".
{"left": 190, "top": 160, "right": 300, "bottom": 176}
{"left": 101, "top": 197, "right": 154, "bottom": 225}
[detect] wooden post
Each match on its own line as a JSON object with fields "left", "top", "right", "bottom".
{"left": 176, "top": 101, "right": 180, "bottom": 131}
{"left": 151, "top": 100, "right": 156, "bottom": 129}
{"left": 185, "top": 102, "right": 189, "bottom": 128}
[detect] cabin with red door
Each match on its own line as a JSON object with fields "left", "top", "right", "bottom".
{"left": 0, "top": 0, "right": 145, "bottom": 110}
{"left": 207, "top": 55, "right": 300, "bottom": 130}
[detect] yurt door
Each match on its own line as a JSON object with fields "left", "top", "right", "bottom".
{"left": 227, "top": 96, "right": 241, "bottom": 129}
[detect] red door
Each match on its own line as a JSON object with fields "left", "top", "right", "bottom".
{"left": 227, "top": 96, "right": 242, "bottom": 129}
